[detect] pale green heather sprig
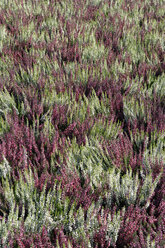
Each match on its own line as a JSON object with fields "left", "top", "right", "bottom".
{"left": 41, "top": 87, "right": 112, "bottom": 131}
{"left": 0, "top": 87, "right": 19, "bottom": 120}
{"left": 14, "top": 64, "right": 38, "bottom": 88}
{"left": 123, "top": 94, "right": 150, "bottom": 126}
{"left": 0, "top": 25, "right": 7, "bottom": 53}
{"left": 63, "top": 199, "right": 125, "bottom": 248}
{"left": 65, "top": 136, "right": 115, "bottom": 191}
{"left": 0, "top": 166, "right": 65, "bottom": 245}
{"left": 81, "top": 29, "right": 106, "bottom": 64}
{"left": 129, "top": 127, "right": 165, "bottom": 172}
{"left": 0, "top": 87, "right": 20, "bottom": 136}
{"left": 99, "top": 206, "right": 125, "bottom": 245}
{"left": 65, "top": 135, "right": 163, "bottom": 210}
{"left": 0, "top": 155, "right": 11, "bottom": 180}
{"left": 89, "top": 117, "right": 122, "bottom": 141}
{"left": 105, "top": 165, "right": 162, "bottom": 209}
{"left": 149, "top": 73, "right": 165, "bottom": 101}
{"left": 64, "top": 200, "right": 101, "bottom": 247}
{"left": 141, "top": 72, "right": 165, "bottom": 103}
{"left": 146, "top": 233, "right": 156, "bottom": 248}
{"left": 142, "top": 130, "right": 165, "bottom": 173}
{"left": 67, "top": 89, "right": 111, "bottom": 124}
{"left": 0, "top": 162, "right": 126, "bottom": 247}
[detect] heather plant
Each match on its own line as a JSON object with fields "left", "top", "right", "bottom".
{"left": 0, "top": 86, "right": 20, "bottom": 138}
{"left": 0, "top": 56, "right": 14, "bottom": 83}
{"left": 0, "top": 24, "right": 7, "bottom": 53}
{"left": 142, "top": 128, "right": 164, "bottom": 172}
{"left": 0, "top": 164, "right": 126, "bottom": 248}
{"left": 0, "top": 166, "right": 68, "bottom": 246}
{"left": 14, "top": 62, "right": 40, "bottom": 89}
{"left": 61, "top": 132, "right": 163, "bottom": 210}
{"left": 143, "top": 72, "right": 165, "bottom": 105}
{"left": 64, "top": 136, "right": 111, "bottom": 191}
{"left": 0, "top": 0, "right": 164, "bottom": 247}
{"left": 81, "top": 29, "right": 107, "bottom": 64}
{"left": 102, "top": 132, "right": 143, "bottom": 173}
{"left": 0, "top": 115, "right": 10, "bottom": 138}
{"left": 96, "top": 163, "right": 162, "bottom": 210}
{"left": 0, "top": 108, "right": 61, "bottom": 195}
{"left": 0, "top": 86, "right": 19, "bottom": 120}
{"left": 123, "top": 93, "right": 150, "bottom": 127}
{"left": 65, "top": 89, "right": 111, "bottom": 125}
{"left": 0, "top": 155, "right": 11, "bottom": 180}
{"left": 89, "top": 116, "right": 122, "bottom": 142}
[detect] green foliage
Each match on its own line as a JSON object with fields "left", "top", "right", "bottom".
{"left": 42, "top": 86, "right": 73, "bottom": 112}
{"left": 41, "top": 88, "right": 112, "bottom": 134}
{"left": 99, "top": 165, "right": 162, "bottom": 209}
{"left": 0, "top": 87, "right": 19, "bottom": 136}
{"left": 138, "top": 169, "right": 162, "bottom": 209}
{"left": 89, "top": 117, "right": 121, "bottom": 141}
{"left": 0, "top": 87, "right": 19, "bottom": 118}
{"left": 0, "top": 155, "right": 11, "bottom": 180}
{"left": 63, "top": 133, "right": 162, "bottom": 210}
{"left": 150, "top": 73, "right": 165, "bottom": 101}
{"left": 65, "top": 136, "right": 115, "bottom": 191}
{"left": 0, "top": 115, "right": 10, "bottom": 137}
{"left": 81, "top": 30, "right": 106, "bottom": 63}
{"left": 0, "top": 0, "right": 164, "bottom": 246}
{"left": 0, "top": 163, "right": 128, "bottom": 247}
{"left": 129, "top": 128, "right": 147, "bottom": 154}
{"left": 0, "top": 25, "right": 7, "bottom": 53}
{"left": 0, "top": 166, "right": 70, "bottom": 245}
{"left": 64, "top": 203, "right": 87, "bottom": 244}
{"left": 146, "top": 234, "right": 156, "bottom": 248}
{"left": 16, "top": 90, "right": 31, "bottom": 119}
{"left": 142, "top": 128, "right": 165, "bottom": 172}
{"left": 19, "top": 21, "right": 36, "bottom": 43}
{"left": 67, "top": 89, "right": 111, "bottom": 124}
{"left": 100, "top": 206, "right": 125, "bottom": 244}
{"left": 0, "top": 56, "right": 14, "bottom": 81}
{"left": 14, "top": 65, "right": 38, "bottom": 88}
{"left": 123, "top": 93, "right": 150, "bottom": 125}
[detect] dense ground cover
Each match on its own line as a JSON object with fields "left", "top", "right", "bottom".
{"left": 0, "top": 0, "right": 164, "bottom": 247}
